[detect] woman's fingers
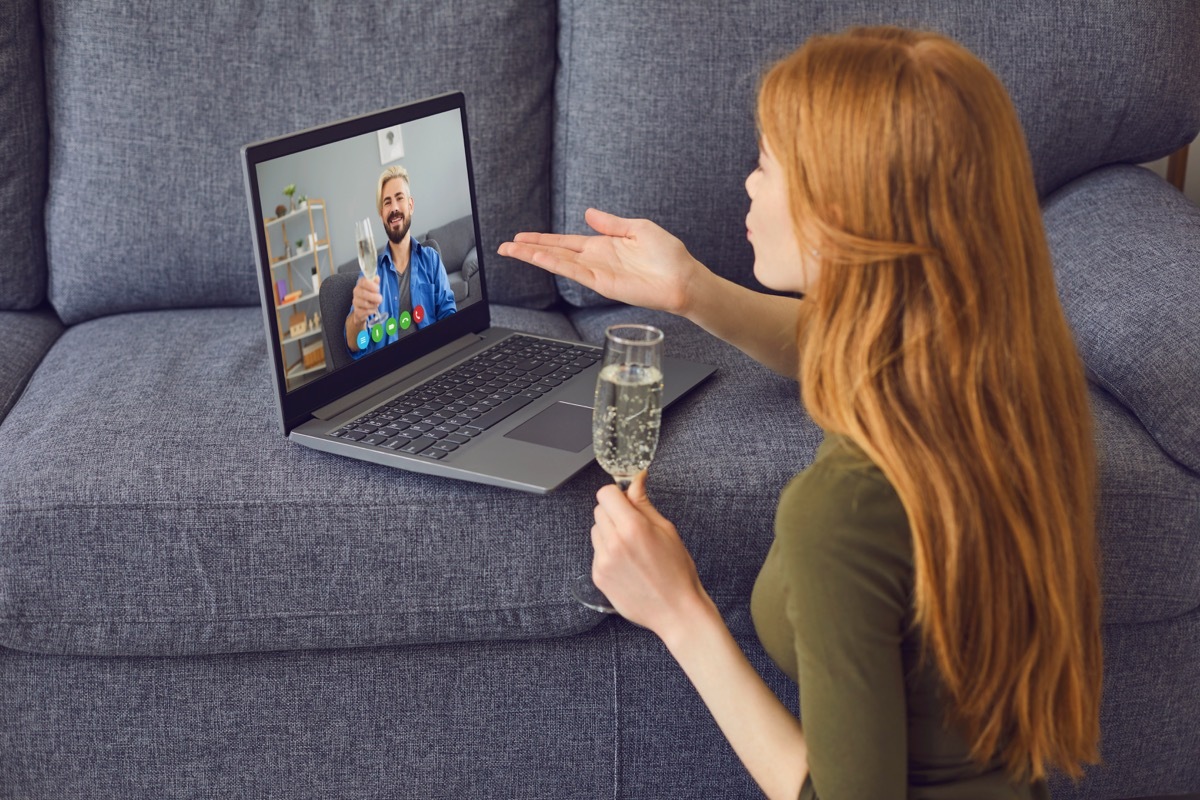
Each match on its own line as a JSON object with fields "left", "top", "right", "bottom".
{"left": 498, "top": 241, "right": 596, "bottom": 284}
{"left": 596, "top": 483, "right": 648, "bottom": 535}
{"left": 511, "top": 231, "right": 592, "bottom": 252}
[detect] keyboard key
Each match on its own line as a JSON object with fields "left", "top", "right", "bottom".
{"left": 419, "top": 448, "right": 447, "bottom": 460}
{"left": 433, "top": 441, "right": 459, "bottom": 452}
{"left": 446, "top": 434, "right": 471, "bottom": 445}
{"left": 468, "top": 393, "right": 536, "bottom": 431}
{"left": 378, "top": 427, "right": 403, "bottom": 438}
{"left": 340, "top": 431, "right": 367, "bottom": 441}
{"left": 400, "top": 437, "right": 437, "bottom": 454}
{"left": 362, "top": 434, "right": 389, "bottom": 445}
{"left": 409, "top": 423, "right": 433, "bottom": 433}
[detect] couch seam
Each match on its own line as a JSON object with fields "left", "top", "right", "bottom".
{"left": 0, "top": 600, "right": 579, "bottom": 624}
{"left": 0, "top": 484, "right": 791, "bottom": 511}
{"left": 556, "top": 0, "right": 574, "bottom": 238}
{"left": 609, "top": 618, "right": 620, "bottom": 800}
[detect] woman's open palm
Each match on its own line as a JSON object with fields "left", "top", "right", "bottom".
{"left": 498, "top": 208, "right": 702, "bottom": 316}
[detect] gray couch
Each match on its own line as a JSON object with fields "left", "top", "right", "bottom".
{"left": 1, "top": 1, "right": 1197, "bottom": 798}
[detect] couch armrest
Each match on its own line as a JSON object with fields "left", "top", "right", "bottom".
{"left": 1044, "top": 165, "right": 1200, "bottom": 473}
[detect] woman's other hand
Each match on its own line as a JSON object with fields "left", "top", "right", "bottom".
{"left": 591, "top": 471, "right": 714, "bottom": 638}
{"left": 498, "top": 209, "right": 709, "bottom": 317}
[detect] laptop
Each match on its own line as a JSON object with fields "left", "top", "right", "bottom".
{"left": 241, "top": 92, "right": 715, "bottom": 493}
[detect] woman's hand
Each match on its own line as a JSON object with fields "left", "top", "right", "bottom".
{"left": 591, "top": 471, "right": 713, "bottom": 638}
{"left": 498, "top": 208, "right": 710, "bottom": 317}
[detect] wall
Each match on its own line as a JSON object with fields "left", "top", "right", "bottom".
{"left": 1143, "top": 136, "right": 1200, "bottom": 206}
{"left": 255, "top": 109, "right": 472, "bottom": 270}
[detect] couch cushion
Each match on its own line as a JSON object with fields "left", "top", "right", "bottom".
{"left": 1088, "top": 386, "right": 1200, "bottom": 626}
{"left": 0, "top": 0, "right": 48, "bottom": 310}
{"left": 41, "top": 1, "right": 558, "bottom": 326}
{"left": 552, "top": 0, "right": 1200, "bottom": 306}
{"left": 0, "top": 308, "right": 63, "bottom": 422}
{"left": 0, "top": 305, "right": 593, "bottom": 657}
{"left": 0, "top": 629, "right": 618, "bottom": 799}
{"left": 1045, "top": 165, "right": 1200, "bottom": 474}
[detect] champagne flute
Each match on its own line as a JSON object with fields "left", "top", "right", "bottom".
{"left": 355, "top": 218, "right": 382, "bottom": 324}
{"left": 572, "top": 324, "right": 665, "bottom": 613}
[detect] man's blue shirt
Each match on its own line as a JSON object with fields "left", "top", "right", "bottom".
{"left": 347, "top": 235, "right": 457, "bottom": 359}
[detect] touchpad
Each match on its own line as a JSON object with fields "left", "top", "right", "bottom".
{"left": 503, "top": 402, "right": 593, "bottom": 452}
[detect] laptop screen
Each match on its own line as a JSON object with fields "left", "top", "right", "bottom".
{"left": 249, "top": 104, "right": 485, "bottom": 395}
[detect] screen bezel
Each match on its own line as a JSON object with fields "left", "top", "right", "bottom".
{"left": 241, "top": 92, "right": 490, "bottom": 434}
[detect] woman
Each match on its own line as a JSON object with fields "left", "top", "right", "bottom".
{"left": 499, "top": 26, "right": 1101, "bottom": 799}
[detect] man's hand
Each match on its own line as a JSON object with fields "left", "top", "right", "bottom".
{"left": 349, "top": 275, "right": 383, "bottom": 329}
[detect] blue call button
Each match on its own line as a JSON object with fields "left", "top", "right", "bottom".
{"left": 356, "top": 330, "right": 370, "bottom": 351}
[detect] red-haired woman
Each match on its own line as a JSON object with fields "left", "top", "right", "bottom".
{"left": 500, "top": 26, "right": 1102, "bottom": 800}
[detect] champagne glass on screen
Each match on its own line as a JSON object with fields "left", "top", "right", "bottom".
{"left": 572, "top": 324, "right": 666, "bottom": 613}
{"left": 354, "top": 218, "right": 382, "bottom": 325}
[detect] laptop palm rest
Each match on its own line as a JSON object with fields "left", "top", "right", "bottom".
{"left": 503, "top": 402, "right": 593, "bottom": 452}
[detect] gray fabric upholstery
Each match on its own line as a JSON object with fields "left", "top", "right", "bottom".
{"left": 1088, "top": 386, "right": 1200, "bottom": 625}
{"left": 0, "top": 306, "right": 602, "bottom": 657}
{"left": 1045, "top": 165, "right": 1200, "bottom": 474}
{"left": 0, "top": 627, "right": 618, "bottom": 798}
{"left": 41, "top": 0, "right": 558, "bottom": 326}
{"left": 4, "top": 2, "right": 1200, "bottom": 797}
{"left": 1048, "top": 607, "right": 1200, "bottom": 800}
{"left": 421, "top": 215, "right": 476, "bottom": 274}
{"left": 553, "top": 0, "right": 1200, "bottom": 306}
{"left": 318, "top": 271, "right": 357, "bottom": 372}
{"left": 0, "top": 0, "right": 48, "bottom": 310}
{"left": 0, "top": 308, "right": 63, "bottom": 423}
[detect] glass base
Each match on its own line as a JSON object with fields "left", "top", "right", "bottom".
{"left": 571, "top": 572, "right": 616, "bottom": 614}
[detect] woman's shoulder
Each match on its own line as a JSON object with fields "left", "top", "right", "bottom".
{"left": 776, "top": 434, "right": 912, "bottom": 565}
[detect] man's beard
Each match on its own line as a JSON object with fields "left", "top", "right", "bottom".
{"left": 385, "top": 211, "right": 411, "bottom": 244}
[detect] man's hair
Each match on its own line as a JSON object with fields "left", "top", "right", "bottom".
{"left": 376, "top": 165, "right": 411, "bottom": 212}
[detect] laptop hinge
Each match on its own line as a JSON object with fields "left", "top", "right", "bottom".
{"left": 311, "top": 333, "right": 483, "bottom": 421}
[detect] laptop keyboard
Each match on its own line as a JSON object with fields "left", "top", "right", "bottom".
{"left": 327, "top": 334, "right": 602, "bottom": 460}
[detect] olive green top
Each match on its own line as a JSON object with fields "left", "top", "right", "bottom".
{"left": 751, "top": 435, "right": 1049, "bottom": 800}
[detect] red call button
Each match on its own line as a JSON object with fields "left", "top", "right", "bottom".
{"left": 413, "top": 305, "right": 425, "bottom": 324}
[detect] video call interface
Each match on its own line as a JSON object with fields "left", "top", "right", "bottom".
{"left": 254, "top": 109, "right": 481, "bottom": 394}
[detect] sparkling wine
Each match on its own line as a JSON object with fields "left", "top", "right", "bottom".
{"left": 357, "top": 236, "right": 377, "bottom": 280}
{"left": 592, "top": 363, "right": 664, "bottom": 484}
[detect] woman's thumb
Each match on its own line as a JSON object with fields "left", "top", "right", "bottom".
{"left": 627, "top": 470, "right": 664, "bottom": 521}
{"left": 585, "top": 208, "right": 635, "bottom": 238}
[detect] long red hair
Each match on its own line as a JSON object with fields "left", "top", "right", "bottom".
{"left": 758, "top": 26, "right": 1102, "bottom": 781}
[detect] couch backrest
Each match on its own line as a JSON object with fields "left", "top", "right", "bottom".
{"left": 0, "top": 0, "right": 49, "bottom": 311}
{"left": 38, "top": 0, "right": 560, "bottom": 326}
{"left": 552, "top": 0, "right": 1200, "bottom": 306}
